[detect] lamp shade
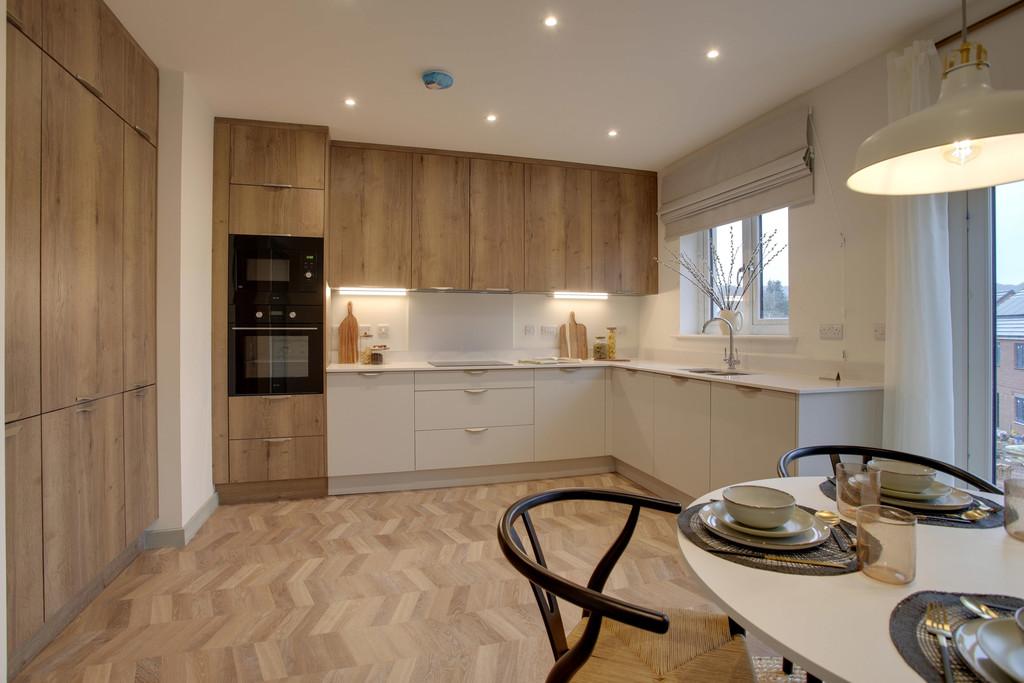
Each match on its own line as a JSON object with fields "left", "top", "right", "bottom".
{"left": 847, "top": 60, "right": 1024, "bottom": 196}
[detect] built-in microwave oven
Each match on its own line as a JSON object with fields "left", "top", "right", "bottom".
{"left": 229, "top": 234, "right": 323, "bottom": 306}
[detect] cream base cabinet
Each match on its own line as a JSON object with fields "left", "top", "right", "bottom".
{"left": 653, "top": 375, "right": 711, "bottom": 497}
{"left": 327, "top": 372, "right": 414, "bottom": 476}
{"left": 709, "top": 384, "right": 797, "bottom": 489}
{"left": 535, "top": 367, "right": 605, "bottom": 461}
{"left": 610, "top": 368, "right": 654, "bottom": 474}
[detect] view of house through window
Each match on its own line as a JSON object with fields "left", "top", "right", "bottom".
{"left": 759, "top": 208, "right": 790, "bottom": 319}
{"left": 994, "top": 179, "right": 1024, "bottom": 482}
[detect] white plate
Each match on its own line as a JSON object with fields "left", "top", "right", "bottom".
{"left": 710, "top": 500, "right": 813, "bottom": 538}
{"left": 880, "top": 481, "right": 952, "bottom": 501}
{"left": 977, "top": 618, "right": 1024, "bottom": 683}
{"left": 955, "top": 619, "right": 1016, "bottom": 683}
{"left": 880, "top": 488, "right": 975, "bottom": 511}
{"left": 698, "top": 505, "right": 830, "bottom": 551}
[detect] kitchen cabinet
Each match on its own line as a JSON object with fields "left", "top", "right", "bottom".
{"left": 5, "top": 417, "right": 43, "bottom": 655}
{"left": 123, "top": 125, "right": 157, "bottom": 390}
{"left": 124, "top": 385, "right": 157, "bottom": 541}
{"left": 534, "top": 367, "right": 605, "bottom": 461}
{"left": 230, "top": 124, "right": 327, "bottom": 189}
{"left": 610, "top": 368, "right": 654, "bottom": 474}
{"left": 415, "top": 387, "right": 533, "bottom": 431}
{"left": 412, "top": 153, "right": 470, "bottom": 289}
{"left": 229, "top": 436, "right": 325, "bottom": 483}
{"left": 42, "top": 394, "right": 125, "bottom": 620}
{"left": 5, "top": 26, "right": 41, "bottom": 423}
{"left": 123, "top": 38, "right": 159, "bottom": 144}
{"left": 327, "top": 372, "right": 414, "bottom": 476}
{"left": 328, "top": 146, "right": 412, "bottom": 286}
{"left": 470, "top": 158, "right": 524, "bottom": 291}
{"left": 653, "top": 375, "right": 711, "bottom": 496}
{"left": 229, "top": 185, "right": 325, "bottom": 236}
{"left": 416, "top": 425, "right": 534, "bottom": 471}
{"left": 41, "top": 58, "right": 124, "bottom": 412}
{"left": 8, "top": 0, "right": 43, "bottom": 45}
{"left": 228, "top": 394, "right": 324, "bottom": 440}
{"left": 414, "top": 368, "right": 534, "bottom": 391}
{"left": 709, "top": 383, "right": 797, "bottom": 489}
{"left": 96, "top": 1, "right": 125, "bottom": 116}
{"left": 42, "top": 0, "right": 124, "bottom": 117}
{"left": 592, "top": 171, "right": 657, "bottom": 294}
{"left": 525, "top": 165, "right": 592, "bottom": 292}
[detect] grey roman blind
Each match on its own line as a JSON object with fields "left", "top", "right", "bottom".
{"left": 660, "top": 104, "right": 813, "bottom": 237}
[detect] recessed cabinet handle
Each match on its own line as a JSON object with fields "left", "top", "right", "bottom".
{"left": 264, "top": 395, "right": 292, "bottom": 400}
{"left": 74, "top": 74, "right": 104, "bottom": 99}
{"left": 671, "top": 376, "right": 688, "bottom": 382}
{"left": 133, "top": 125, "right": 154, "bottom": 144}
{"left": 464, "top": 370, "right": 487, "bottom": 375}
{"left": 75, "top": 406, "right": 95, "bottom": 414}
{"left": 262, "top": 183, "right": 294, "bottom": 189}
{"left": 263, "top": 437, "right": 292, "bottom": 443}
{"left": 559, "top": 367, "right": 579, "bottom": 373}
{"left": 735, "top": 385, "right": 763, "bottom": 393}
{"left": 464, "top": 388, "right": 488, "bottom": 394}
{"left": 75, "top": 394, "right": 99, "bottom": 403}
{"left": 464, "top": 427, "right": 488, "bottom": 433}
{"left": 358, "top": 372, "right": 382, "bottom": 377}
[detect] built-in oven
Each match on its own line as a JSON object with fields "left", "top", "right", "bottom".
{"left": 229, "top": 234, "right": 323, "bottom": 306}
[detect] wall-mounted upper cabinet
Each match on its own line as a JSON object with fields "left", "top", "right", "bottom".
{"left": 412, "top": 153, "right": 470, "bottom": 290}
{"left": 328, "top": 146, "right": 412, "bottom": 287}
{"left": 592, "top": 171, "right": 658, "bottom": 295}
{"left": 8, "top": 0, "right": 43, "bottom": 45}
{"left": 123, "top": 38, "right": 159, "bottom": 145}
{"left": 230, "top": 124, "right": 328, "bottom": 189}
{"left": 525, "top": 164, "right": 592, "bottom": 292}
{"left": 470, "top": 158, "right": 524, "bottom": 291}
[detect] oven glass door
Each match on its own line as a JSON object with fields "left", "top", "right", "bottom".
{"left": 229, "top": 325, "right": 324, "bottom": 395}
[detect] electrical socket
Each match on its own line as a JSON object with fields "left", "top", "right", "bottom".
{"left": 376, "top": 324, "right": 389, "bottom": 339}
{"left": 819, "top": 324, "right": 844, "bottom": 341}
{"left": 358, "top": 324, "right": 372, "bottom": 336}
{"left": 873, "top": 322, "right": 886, "bottom": 341}
{"left": 523, "top": 324, "right": 536, "bottom": 336}
{"left": 540, "top": 325, "right": 558, "bottom": 336}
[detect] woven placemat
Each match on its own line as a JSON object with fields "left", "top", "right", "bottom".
{"left": 677, "top": 502, "right": 858, "bottom": 576}
{"left": 890, "top": 590, "right": 1024, "bottom": 682}
{"left": 819, "top": 479, "right": 1004, "bottom": 529}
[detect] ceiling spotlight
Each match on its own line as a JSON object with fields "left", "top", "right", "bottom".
{"left": 706, "top": 48, "right": 720, "bottom": 60}
{"left": 607, "top": 129, "right": 618, "bottom": 137}
{"left": 486, "top": 113, "right": 498, "bottom": 123}
{"left": 544, "top": 15, "right": 558, "bottom": 27}
{"left": 344, "top": 97, "right": 356, "bottom": 107}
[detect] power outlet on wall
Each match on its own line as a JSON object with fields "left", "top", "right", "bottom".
{"left": 523, "top": 324, "right": 536, "bottom": 336}
{"left": 540, "top": 325, "right": 558, "bottom": 337}
{"left": 819, "top": 324, "right": 844, "bottom": 341}
{"left": 359, "top": 324, "right": 372, "bottom": 336}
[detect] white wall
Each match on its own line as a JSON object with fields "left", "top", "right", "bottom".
{"left": 154, "top": 71, "right": 215, "bottom": 534}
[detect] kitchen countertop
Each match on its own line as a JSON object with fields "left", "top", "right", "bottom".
{"left": 326, "top": 359, "right": 882, "bottom": 395}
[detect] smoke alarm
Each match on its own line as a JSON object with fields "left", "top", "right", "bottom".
{"left": 421, "top": 70, "right": 454, "bottom": 90}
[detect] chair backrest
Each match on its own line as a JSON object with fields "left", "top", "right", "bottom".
{"left": 777, "top": 444, "right": 1003, "bottom": 494}
{"left": 496, "top": 488, "right": 682, "bottom": 682}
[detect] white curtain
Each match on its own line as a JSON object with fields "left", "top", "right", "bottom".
{"left": 883, "top": 42, "right": 955, "bottom": 463}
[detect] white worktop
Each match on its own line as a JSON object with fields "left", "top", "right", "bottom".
{"left": 326, "top": 359, "right": 881, "bottom": 395}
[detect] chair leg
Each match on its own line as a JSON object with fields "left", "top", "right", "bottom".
{"left": 782, "top": 658, "right": 793, "bottom": 674}
{"left": 806, "top": 674, "right": 822, "bottom": 683}
{"left": 727, "top": 617, "right": 745, "bottom": 637}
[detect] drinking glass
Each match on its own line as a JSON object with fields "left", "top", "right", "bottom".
{"left": 856, "top": 505, "right": 916, "bottom": 584}
{"left": 836, "top": 462, "right": 881, "bottom": 518}
{"left": 1005, "top": 476, "right": 1024, "bottom": 541}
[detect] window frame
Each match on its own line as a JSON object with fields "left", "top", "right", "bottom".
{"left": 1016, "top": 343, "right": 1024, "bottom": 370}
{"left": 1015, "top": 396, "right": 1024, "bottom": 425}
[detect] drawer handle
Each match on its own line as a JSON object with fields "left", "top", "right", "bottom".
{"left": 129, "top": 382, "right": 148, "bottom": 390}
{"left": 262, "top": 183, "right": 294, "bottom": 189}
{"left": 263, "top": 437, "right": 293, "bottom": 443}
{"left": 464, "top": 427, "right": 488, "bottom": 433}
{"left": 5, "top": 424, "right": 22, "bottom": 439}
{"left": 559, "top": 367, "right": 579, "bottom": 373}
{"left": 132, "top": 124, "right": 155, "bottom": 145}
{"left": 671, "top": 375, "right": 688, "bottom": 382}
{"left": 74, "top": 74, "right": 104, "bottom": 99}
{"left": 264, "top": 395, "right": 293, "bottom": 400}
{"left": 735, "top": 385, "right": 763, "bottom": 393}
{"left": 75, "top": 406, "right": 95, "bottom": 414}
{"left": 75, "top": 394, "right": 99, "bottom": 403}
{"left": 359, "top": 372, "right": 382, "bottom": 377}
{"left": 464, "top": 370, "right": 487, "bottom": 375}
{"left": 464, "top": 388, "right": 488, "bottom": 394}
{"left": 134, "top": 387, "right": 150, "bottom": 398}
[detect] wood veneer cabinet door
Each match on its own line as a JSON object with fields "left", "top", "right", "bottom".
{"left": 96, "top": 1, "right": 126, "bottom": 117}
{"left": 8, "top": 0, "right": 43, "bottom": 44}
{"left": 42, "top": 0, "right": 123, "bottom": 114}
{"left": 227, "top": 394, "right": 324, "bottom": 439}
{"left": 328, "top": 147, "right": 412, "bottom": 287}
{"left": 124, "top": 385, "right": 157, "bottom": 540}
{"left": 123, "top": 125, "right": 156, "bottom": 390}
{"left": 41, "top": 58, "right": 124, "bottom": 412}
{"left": 124, "top": 39, "right": 159, "bottom": 145}
{"left": 229, "top": 185, "right": 324, "bottom": 236}
{"left": 5, "top": 26, "right": 42, "bottom": 423}
{"left": 470, "top": 158, "right": 524, "bottom": 291}
{"left": 525, "top": 164, "right": 591, "bottom": 292}
{"left": 5, "top": 417, "right": 43, "bottom": 654}
{"left": 229, "top": 436, "right": 324, "bottom": 483}
{"left": 42, "top": 395, "right": 125, "bottom": 620}
{"left": 412, "top": 153, "right": 470, "bottom": 289}
{"left": 230, "top": 124, "right": 327, "bottom": 189}
{"left": 592, "top": 171, "right": 657, "bottom": 294}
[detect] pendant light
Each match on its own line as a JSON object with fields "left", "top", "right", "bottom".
{"left": 847, "top": 0, "right": 1024, "bottom": 196}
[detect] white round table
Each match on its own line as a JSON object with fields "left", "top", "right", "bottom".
{"left": 676, "top": 477, "right": 1022, "bottom": 683}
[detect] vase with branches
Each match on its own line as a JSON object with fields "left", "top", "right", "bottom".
{"left": 656, "top": 224, "right": 787, "bottom": 332}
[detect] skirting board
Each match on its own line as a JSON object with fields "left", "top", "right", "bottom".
{"left": 613, "top": 459, "right": 695, "bottom": 506}
{"left": 328, "top": 456, "right": 616, "bottom": 496}
{"left": 144, "top": 490, "right": 220, "bottom": 549}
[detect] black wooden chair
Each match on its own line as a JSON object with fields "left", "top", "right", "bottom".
{"left": 497, "top": 488, "right": 754, "bottom": 683}
{"left": 777, "top": 444, "right": 1003, "bottom": 494}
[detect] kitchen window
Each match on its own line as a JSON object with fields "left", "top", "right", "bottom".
{"left": 1017, "top": 343, "right": 1024, "bottom": 370}
{"left": 1016, "top": 396, "right": 1024, "bottom": 424}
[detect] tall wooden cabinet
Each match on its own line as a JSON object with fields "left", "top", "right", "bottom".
{"left": 5, "top": 5, "right": 159, "bottom": 673}
{"left": 525, "top": 164, "right": 592, "bottom": 292}
{"left": 470, "top": 159, "right": 525, "bottom": 291}
{"left": 412, "top": 153, "right": 470, "bottom": 289}
{"left": 592, "top": 171, "right": 658, "bottom": 294}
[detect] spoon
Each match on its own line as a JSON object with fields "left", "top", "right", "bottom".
{"left": 814, "top": 510, "right": 854, "bottom": 551}
{"left": 960, "top": 595, "right": 1001, "bottom": 620}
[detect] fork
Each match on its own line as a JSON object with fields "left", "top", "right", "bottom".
{"left": 924, "top": 602, "right": 954, "bottom": 683}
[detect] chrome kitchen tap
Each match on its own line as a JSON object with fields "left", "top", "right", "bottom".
{"left": 702, "top": 317, "right": 740, "bottom": 370}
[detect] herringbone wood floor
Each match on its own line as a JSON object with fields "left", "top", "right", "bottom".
{"left": 16, "top": 474, "right": 783, "bottom": 682}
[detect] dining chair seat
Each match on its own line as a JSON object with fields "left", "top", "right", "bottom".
{"left": 566, "top": 608, "right": 754, "bottom": 683}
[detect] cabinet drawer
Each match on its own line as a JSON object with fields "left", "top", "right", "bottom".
{"left": 229, "top": 436, "right": 324, "bottom": 483}
{"left": 415, "top": 425, "right": 533, "bottom": 471}
{"left": 229, "top": 185, "right": 324, "bottom": 236}
{"left": 415, "top": 387, "right": 533, "bottom": 431}
{"left": 228, "top": 394, "right": 323, "bottom": 439}
{"left": 414, "top": 369, "right": 533, "bottom": 391}
{"left": 327, "top": 372, "right": 414, "bottom": 476}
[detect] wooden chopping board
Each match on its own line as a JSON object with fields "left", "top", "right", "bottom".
{"left": 338, "top": 302, "right": 359, "bottom": 364}
{"left": 558, "top": 312, "right": 588, "bottom": 360}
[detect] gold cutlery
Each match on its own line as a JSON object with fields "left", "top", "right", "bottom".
{"left": 924, "top": 602, "right": 954, "bottom": 683}
{"left": 815, "top": 510, "right": 855, "bottom": 550}
{"left": 709, "top": 548, "right": 852, "bottom": 569}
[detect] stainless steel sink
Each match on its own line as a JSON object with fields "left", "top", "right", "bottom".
{"left": 679, "top": 368, "right": 754, "bottom": 376}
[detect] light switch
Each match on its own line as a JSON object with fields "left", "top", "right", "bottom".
{"left": 377, "top": 324, "right": 389, "bottom": 339}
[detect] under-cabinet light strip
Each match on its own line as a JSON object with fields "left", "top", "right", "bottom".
{"left": 552, "top": 291, "right": 609, "bottom": 300}
{"left": 333, "top": 287, "right": 408, "bottom": 296}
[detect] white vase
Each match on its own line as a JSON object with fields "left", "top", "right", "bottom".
{"left": 718, "top": 309, "right": 743, "bottom": 335}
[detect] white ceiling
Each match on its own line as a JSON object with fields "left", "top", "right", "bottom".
{"left": 107, "top": 0, "right": 956, "bottom": 171}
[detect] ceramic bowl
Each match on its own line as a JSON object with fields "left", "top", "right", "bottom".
{"left": 867, "top": 459, "right": 936, "bottom": 493}
{"left": 721, "top": 485, "right": 796, "bottom": 529}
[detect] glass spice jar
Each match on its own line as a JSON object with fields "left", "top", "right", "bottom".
{"left": 606, "top": 327, "right": 617, "bottom": 359}
{"left": 593, "top": 336, "right": 608, "bottom": 360}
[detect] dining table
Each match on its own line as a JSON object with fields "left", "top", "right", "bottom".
{"left": 676, "top": 476, "right": 1023, "bottom": 683}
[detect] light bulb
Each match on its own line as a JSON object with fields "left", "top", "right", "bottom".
{"left": 943, "top": 139, "right": 980, "bottom": 165}
{"left": 544, "top": 16, "right": 558, "bottom": 27}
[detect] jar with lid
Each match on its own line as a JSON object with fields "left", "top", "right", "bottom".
{"left": 593, "top": 336, "right": 608, "bottom": 360}
{"left": 606, "top": 327, "right": 618, "bottom": 359}
{"left": 358, "top": 332, "right": 374, "bottom": 364}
